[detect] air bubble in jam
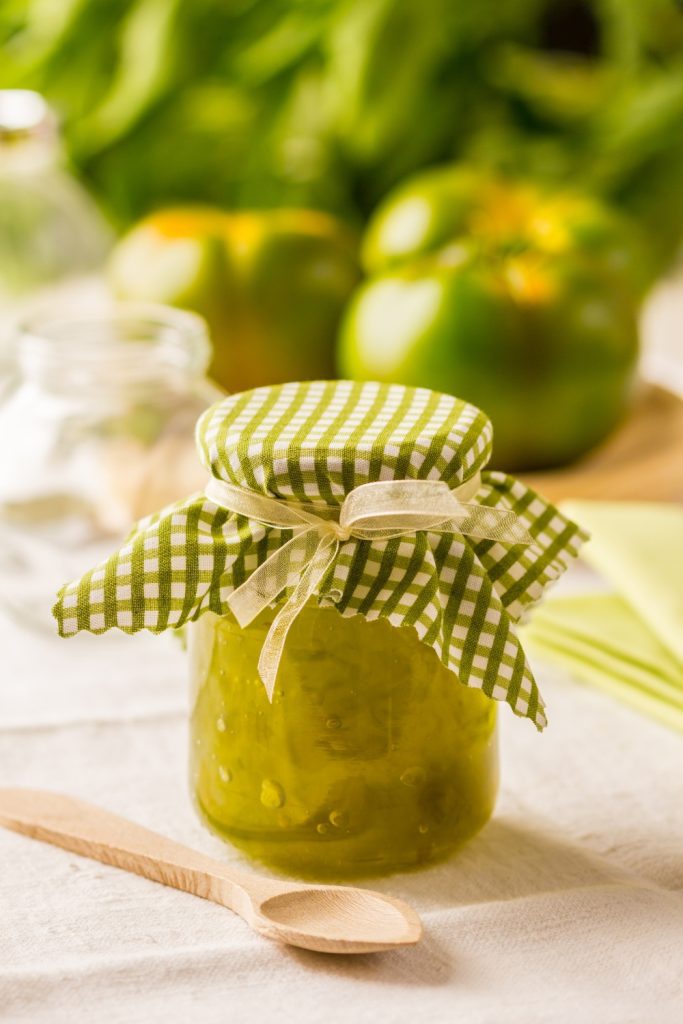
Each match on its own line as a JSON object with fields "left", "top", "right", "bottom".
{"left": 260, "top": 779, "right": 285, "bottom": 809}
{"left": 316, "top": 823, "right": 329, "bottom": 835}
{"left": 400, "top": 766, "right": 425, "bottom": 787}
{"left": 218, "top": 766, "right": 232, "bottom": 783}
{"left": 216, "top": 716, "right": 226, "bottom": 733}
{"left": 326, "top": 717, "right": 341, "bottom": 730}
{"left": 418, "top": 824, "right": 429, "bottom": 834}
{"left": 329, "top": 809, "right": 346, "bottom": 828}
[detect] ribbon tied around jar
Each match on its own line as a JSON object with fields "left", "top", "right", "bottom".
{"left": 205, "top": 474, "right": 534, "bottom": 699}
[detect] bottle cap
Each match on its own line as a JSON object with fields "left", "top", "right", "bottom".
{"left": 0, "top": 90, "right": 57, "bottom": 146}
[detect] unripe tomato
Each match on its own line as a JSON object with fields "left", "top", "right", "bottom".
{"left": 110, "top": 207, "right": 360, "bottom": 392}
{"left": 339, "top": 168, "right": 645, "bottom": 470}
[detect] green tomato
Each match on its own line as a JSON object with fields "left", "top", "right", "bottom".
{"left": 339, "top": 168, "right": 644, "bottom": 470}
{"left": 110, "top": 207, "right": 360, "bottom": 393}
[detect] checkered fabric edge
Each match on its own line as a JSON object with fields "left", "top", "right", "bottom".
{"left": 54, "top": 381, "right": 587, "bottom": 729}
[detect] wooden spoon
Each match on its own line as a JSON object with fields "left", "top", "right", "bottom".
{"left": 0, "top": 788, "right": 422, "bottom": 954}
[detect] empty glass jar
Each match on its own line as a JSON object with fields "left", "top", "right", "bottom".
{"left": 0, "top": 304, "right": 220, "bottom": 630}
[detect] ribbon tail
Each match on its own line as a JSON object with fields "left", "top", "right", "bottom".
{"left": 353, "top": 506, "right": 533, "bottom": 545}
{"left": 257, "top": 535, "right": 338, "bottom": 701}
{"left": 445, "top": 503, "right": 533, "bottom": 544}
{"left": 227, "top": 528, "right": 316, "bottom": 628}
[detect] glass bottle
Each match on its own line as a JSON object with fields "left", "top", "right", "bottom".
{"left": 0, "top": 90, "right": 110, "bottom": 299}
{"left": 0, "top": 90, "right": 111, "bottom": 366}
{"left": 190, "top": 603, "right": 499, "bottom": 881}
{"left": 0, "top": 304, "right": 221, "bottom": 630}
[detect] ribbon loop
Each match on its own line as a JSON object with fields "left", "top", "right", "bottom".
{"left": 340, "top": 478, "right": 461, "bottom": 531}
{"left": 206, "top": 473, "right": 533, "bottom": 699}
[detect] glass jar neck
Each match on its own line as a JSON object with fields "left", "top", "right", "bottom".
{"left": 15, "top": 305, "right": 212, "bottom": 398}
{"left": 0, "top": 139, "right": 59, "bottom": 177}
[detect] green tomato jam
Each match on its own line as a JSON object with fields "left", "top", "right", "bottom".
{"left": 190, "top": 604, "right": 498, "bottom": 881}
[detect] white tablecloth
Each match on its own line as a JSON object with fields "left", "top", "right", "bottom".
{"left": 1, "top": 570, "right": 682, "bottom": 1024}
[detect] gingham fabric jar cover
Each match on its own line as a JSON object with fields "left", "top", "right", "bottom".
{"left": 53, "top": 380, "right": 586, "bottom": 729}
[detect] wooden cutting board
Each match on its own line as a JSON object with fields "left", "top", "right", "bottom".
{"left": 520, "top": 384, "right": 683, "bottom": 504}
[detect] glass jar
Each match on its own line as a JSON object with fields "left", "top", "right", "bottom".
{"left": 0, "top": 304, "right": 221, "bottom": 630}
{"left": 190, "top": 603, "right": 499, "bottom": 881}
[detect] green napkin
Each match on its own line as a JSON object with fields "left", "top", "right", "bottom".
{"left": 521, "top": 501, "right": 683, "bottom": 733}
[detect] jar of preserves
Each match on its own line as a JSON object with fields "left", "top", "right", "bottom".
{"left": 54, "top": 380, "right": 585, "bottom": 881}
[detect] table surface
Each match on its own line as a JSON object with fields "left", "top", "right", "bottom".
{"left": 1, "top": 564, "right": 682, "bottom": 1024}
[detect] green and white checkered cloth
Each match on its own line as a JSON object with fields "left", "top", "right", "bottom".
{"left": 54, "top": 380, "right": 586, "bottom": 729}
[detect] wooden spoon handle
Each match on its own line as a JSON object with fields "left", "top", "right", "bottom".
{"left": 0, "top": 788, "right": 272, "bottom": 912}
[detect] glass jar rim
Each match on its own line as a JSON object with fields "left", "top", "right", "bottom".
{"left": 15, "top": 302, "right": 212, "bottom": 387}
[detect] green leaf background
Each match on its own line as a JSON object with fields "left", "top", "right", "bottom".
{"left": 2, "top": 0, "right": 683, "bottom": 270}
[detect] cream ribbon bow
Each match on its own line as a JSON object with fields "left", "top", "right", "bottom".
{"left": 205, "top": 474, "right": 533, "bottom": 699}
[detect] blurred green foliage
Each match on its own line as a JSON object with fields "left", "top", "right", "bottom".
{"left": 2, "top": 0, "right": 683, "bottom": 270}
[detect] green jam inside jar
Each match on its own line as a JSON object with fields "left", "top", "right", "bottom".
{"left": 190, "top": 604, "right": 498, "bottom": 881}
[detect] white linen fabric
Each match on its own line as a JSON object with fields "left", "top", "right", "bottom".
{"left": 1, "top": 565, "right": 682, "bottom": 1024}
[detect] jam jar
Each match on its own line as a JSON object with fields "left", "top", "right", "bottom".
{"left": 190, "top": 602, "right": 498, "bottom": 881}
{"left": 53, "top": 380, "right": 584, "bottom": 883}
